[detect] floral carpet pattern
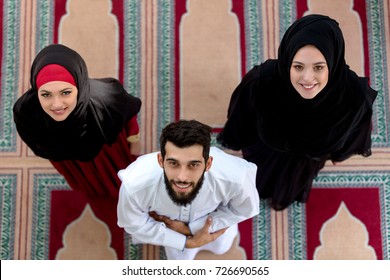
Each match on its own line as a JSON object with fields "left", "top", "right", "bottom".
{"left": 0, "top": 0, "right": 389, "bottom": 260}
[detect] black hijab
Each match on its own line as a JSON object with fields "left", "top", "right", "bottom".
{"left": 13, "top": 44, "right": 141, "bottom": 161}
{"left": 218, "top": 14, "right": 377, "bottom": 159}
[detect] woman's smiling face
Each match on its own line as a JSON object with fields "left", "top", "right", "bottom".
{"left": 290, "top": 44, "right": 329, "bottom": 99}
{"left": 37, "top": 81, "right": 78, "bottom": 121}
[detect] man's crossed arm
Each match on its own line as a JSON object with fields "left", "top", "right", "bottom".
{"left": 149, "top": 211, "right": 227, "bottom": 248}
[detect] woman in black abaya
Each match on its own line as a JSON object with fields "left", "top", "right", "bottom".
{"left": 218, "top": 14, "right": 377, "bottom": 210}
{"left": 13, "top": 44, "right": 142, "bottom": 197}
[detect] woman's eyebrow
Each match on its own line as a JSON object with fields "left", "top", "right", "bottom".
{"left": 59, "top": 87, "right": 73, "bottom": 92}
{"left": 39, "top": 87, "right": 73, "bottom": 93}
{"left": 291, "top": 61, "right": 327, "bottom": 65}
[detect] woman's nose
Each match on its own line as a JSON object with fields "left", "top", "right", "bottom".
{"left": 51, "top": 96, "right": 63, "bottom": 108}
{"left": 302, "top": 69, "right": 314, "bottom": 82}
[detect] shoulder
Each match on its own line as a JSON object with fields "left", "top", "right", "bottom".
{"left": 117, "top": 152, "right": 162, "bottom": 194}
{"left": 208, "top": 147, "right": 257, "bottom": 184}
{"left": 89, "top": 78, "right": 141, "bottom": 114}
{"left": 251, "top": 59, "right": 278, "bottom": 76}
{"left": 13, "top": 89, "right": 43, "bottom": 125}
{"left": 240, "top": 60, "right": 278, "bottom": 90}
{"left": 346, "top": 70, "right": 377, "bottom": 104}
{"left": 13, "top": 89, "right": 36, "bottom": 113}
{"left": 89, "top": 78, "right": 126, "bottom": 97}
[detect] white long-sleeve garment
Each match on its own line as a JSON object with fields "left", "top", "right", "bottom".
{"left": 117, "top": 147, "right": 259, "bottom": 252}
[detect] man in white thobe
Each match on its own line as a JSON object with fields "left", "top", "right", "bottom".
{"left": 117, "top": 120, "right": 259, "bottom": 260}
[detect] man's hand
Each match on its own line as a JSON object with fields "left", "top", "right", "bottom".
{"left": 149, "top": 211, "right": 192, "bottom": 236}
{"left": 185, "top": 217, "right": 227, "bottom": 249}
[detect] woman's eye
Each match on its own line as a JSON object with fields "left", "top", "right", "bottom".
{"left": 293, "top": 65, "right": 303, "bottom": 70}
{"left": 41, "top": 93, "right": 50, "bottom": 98}
{"left": 62, "top": 91, "right": 71, "bottom": 95}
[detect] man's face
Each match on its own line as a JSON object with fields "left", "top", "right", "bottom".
{"left": 158, "top": 141, "right": 212, "bottom": 206}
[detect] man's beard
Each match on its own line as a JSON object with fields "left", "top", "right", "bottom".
{"left": 163, "top": 170, "right": 205, "bottom": 207}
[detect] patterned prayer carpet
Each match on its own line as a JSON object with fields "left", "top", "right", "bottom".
{"left": 0, "top": 0, "right": 389, "bottom": 260}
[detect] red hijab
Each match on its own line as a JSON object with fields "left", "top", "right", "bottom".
{"left": 13, "top": 44, "right": 141, "bottom": 161}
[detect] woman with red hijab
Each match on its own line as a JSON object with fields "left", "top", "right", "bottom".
{"left": 13, "top": 44, "right": 142, "bottom": 197}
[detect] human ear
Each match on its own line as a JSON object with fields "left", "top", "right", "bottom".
{"left": 205, "top": 156, "right": 213, "bottom": 172}
{"left": 157, "top": 153, "right": 164, "bottom": 168}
